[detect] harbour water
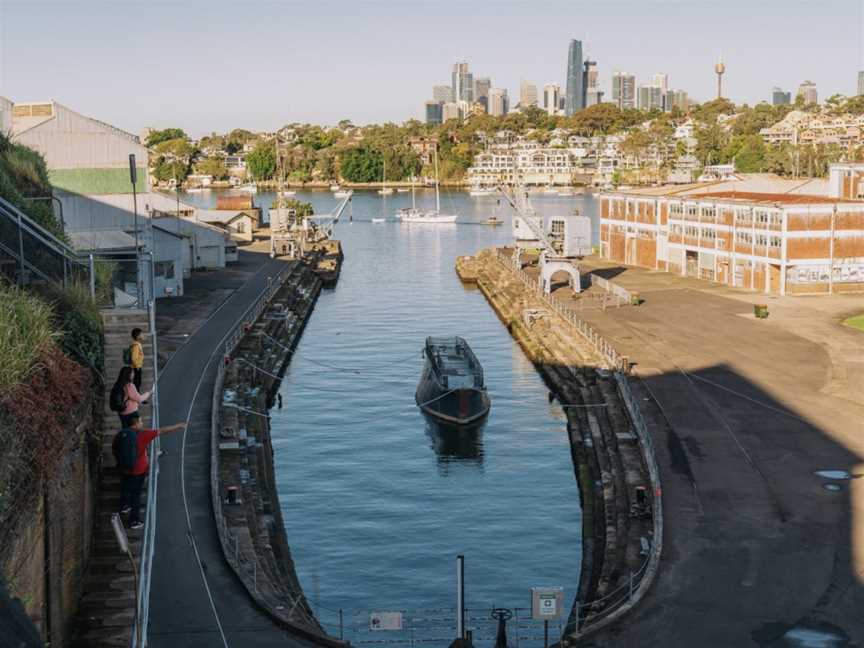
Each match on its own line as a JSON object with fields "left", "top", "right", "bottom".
{"left": 181, "top": 188, "right": 600, "bottom": 643}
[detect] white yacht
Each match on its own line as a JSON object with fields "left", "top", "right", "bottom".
{"left": 237, "top": 183, "right": 257, "bottom": 194}
{"left": 397, "top": 152, "right": 458, "bottom": 224}
{"left": 378, "top": 158, "right": 394, "bottom": 195}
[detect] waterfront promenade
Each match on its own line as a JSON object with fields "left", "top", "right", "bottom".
{"left": 147, "top": 251, "right": 322, "bottom": 647}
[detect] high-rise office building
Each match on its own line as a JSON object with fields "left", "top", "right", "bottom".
{"left": 797, "top": 80, "right": 818, "bottom": 105}
{"left": 489, "top": 88, "right": 509, "bottom": 117}
{"left": 425, "top": 101, "right": 443, "bottom": 125}
{"left": 611, "top": 72, "right": 636, "bottom": 110}
{"left": 543, "top": 83, "right": 561, "bottom": 115}
{"left": 637, "top": 85, "right": 664, "bottom": 111}
{"left": 669, "top": 90, "right": 689, "bottom": 111}
{"left": 520, "top": 80, "right": 538, "bottom": 107}
{"left": 451, "top": 62, "right": 474, "bottom": 104}
{"left": 474, "top": 77, "right": 491, "bottom": 111}
{"left": 564, "top": 39, "right": 584, "bottom": 115}
{"left": 433, "top": 85, "right": 453, "bottom": 103}
{"left": 442, "top": 102, "right": 461, "bottom": 122}
{"left": 652, "top": 73, "right": 669, "bottom": 93}
{"left": 858, "top": 71, "right": 864, "bottom": 96}
{"left": 771, "top": 87, "right": 791, "bottom": 105}
{"left": 582, "top": 60, "right": 599, "bottom": 108}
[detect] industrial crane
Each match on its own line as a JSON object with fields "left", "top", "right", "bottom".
{"left": 270, "top": 191, "right": 353, "bottom": 259}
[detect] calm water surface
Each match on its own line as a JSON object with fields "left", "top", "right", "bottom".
{"left": 182, "top": 188, "right": 599, "bottom": 640}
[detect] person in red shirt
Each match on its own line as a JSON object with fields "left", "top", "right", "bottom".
{"left": 118, "top": 412, "right": 186, "bottom": 529}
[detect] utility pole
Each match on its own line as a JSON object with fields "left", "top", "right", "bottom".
{"left": 129, "top": 154, "right": 141, "bottom": 304}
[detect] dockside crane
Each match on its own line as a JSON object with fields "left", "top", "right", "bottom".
{"left": 497, "top": 174, "right": 592, "bottom": 294}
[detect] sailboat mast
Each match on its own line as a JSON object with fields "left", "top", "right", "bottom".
{"left": 411, "top": 175, "right": 416, "bottom": 210}
{"left": 434, "top": 146, "right": 440, "bottom": 213}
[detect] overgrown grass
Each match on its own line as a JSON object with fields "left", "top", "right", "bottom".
{"left": 0, "top": 131, "right": 61, "bottom": 236}
{"left": 0, "top": 284, "right": 57, "bottom": 391}
{"left": 843, "top": 313, "right": 864, "bottom": 332}
{"left": 38, "top": 282, "right": 104, "bottom": 381}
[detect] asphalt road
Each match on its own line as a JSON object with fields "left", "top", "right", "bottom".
{"left": 148, "top": 251, "right": 320, "bottom": 648}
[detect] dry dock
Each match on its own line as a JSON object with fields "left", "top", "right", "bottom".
{"left": 457, "top": 248, "right": 660, "bottom": 642}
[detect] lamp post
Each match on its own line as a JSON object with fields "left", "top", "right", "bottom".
{"left": 129, "top": 154, "right": 141, "bottom": 305}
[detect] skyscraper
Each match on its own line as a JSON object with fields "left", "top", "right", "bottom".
{"left": 564, "top": 39, "right": 584, "bottom": 115}
{"left": 520, "top": 80, "right": 538, "bottom": 107}
{"left": 433, "top": 85, "right": 453, "bottom": 103}
{"left": 474, "top": 77, "right": 492, "bottom": 111}
{"left": 425, "top": 101, "right": 443, "bottom": 125}
{"left": 442, "top": 102, "right": 461, "bottom": 122}
{"left": 489, "top": 88, "right": 509, "bottom": 117}
{"left": 543, "top": 84, "right": 561, "bottom": 115}
{"left": 771, "top": 87, "right": 791, "bottom": 105}
{"left": 797, "top": 80, "right": 818, "bottom": 105}
{"left": 582, "top": 60, "right": 599, "bottom": 107}
{"left": 652, "top": 73, "right": 669, "bottom": 93}
{"left": 451, "top": 62, "right": 474, "bottom": 104}
{"left": 611, "top": 72, "right": 636, "bottom": 109}
{"left": 858, "top": 71, "right": 864, "bottom": 96}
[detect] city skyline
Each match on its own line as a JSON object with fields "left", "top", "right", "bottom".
{"left": 2, "top": 0, "right": 863, "bottom": 136}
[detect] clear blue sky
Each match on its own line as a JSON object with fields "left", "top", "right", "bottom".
{"left": 1, "top": 0, "right": 862, "bottom": 137}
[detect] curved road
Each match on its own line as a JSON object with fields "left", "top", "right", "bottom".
{"left": 148, "top": 253, "right": 321, "bottom": 648}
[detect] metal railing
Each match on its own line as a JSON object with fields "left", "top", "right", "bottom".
{"left": 0, "top": 195, "right": 90, "bottom": 288}
{"left": 494, "top": 249, "right": 628, "bottom": 371}
{"left": 133, "top": 301, "right": 160, "bottom": 648}
{"left": 589, "top": 274, "right": 637, "bottom": 307}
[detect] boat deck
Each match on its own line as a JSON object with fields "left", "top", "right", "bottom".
{"left": 428, "top": 338, "right": 480, "bottom": 389}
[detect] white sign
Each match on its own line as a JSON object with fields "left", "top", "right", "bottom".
{"left": 369, "top": 611, "right": 403, "bottom": 631}
{"left": 531, "top": 586, "right": 564, "bottom": 621}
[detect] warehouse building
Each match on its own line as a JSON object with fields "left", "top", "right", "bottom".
{"left": 599, "top": 166, "right": 864, "bottom": 295}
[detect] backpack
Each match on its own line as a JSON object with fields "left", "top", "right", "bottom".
{"left": 109, "top": 382, "right": 128, "bottom": 413}
{"left": 122, "top": 345, "right": 133, "bottom": 366}
{"left": 112, "top": 428, "right": 138, "bottom": 472}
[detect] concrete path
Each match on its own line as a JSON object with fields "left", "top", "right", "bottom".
{"left": 572, "top": 270, "right": 864, "bottom": 646}
{"left": 148, "top": 251, "right": 320, "bottom": 647}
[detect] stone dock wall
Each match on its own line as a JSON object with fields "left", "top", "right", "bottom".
{"left": 456, "top": 248, "right": 662, "bottom": 643}
{"left": 211, "top": 261, "right": 345, "bottom": 646}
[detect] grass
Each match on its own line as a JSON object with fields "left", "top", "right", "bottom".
{"left": 0, "top": 284, "right": 57, "bottom": 390}
{"left": 842, "top": 313, "right": 864, "bottom": 332}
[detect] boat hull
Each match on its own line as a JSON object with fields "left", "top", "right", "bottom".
{"left": 415, "top": 363, "right": 490, "bottom": 425}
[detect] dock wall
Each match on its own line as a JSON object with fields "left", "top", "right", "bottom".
{"left": 456, "top": 248, "right": 662, "bottom": 643}
{"left": 209, "top": 261, "right": 346, "bottom": 646}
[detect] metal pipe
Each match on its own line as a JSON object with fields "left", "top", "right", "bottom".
{"left": 16, "top": 206, "right": 25, "bottom": 286}
{"left": 456, "top": 555, "right": 465, "bottom": 639}
{"left": 130, "top": 154, "right": 141, "bottom": 304}
{"left": 89, "top": 254, "right": 95, "bottom": 300}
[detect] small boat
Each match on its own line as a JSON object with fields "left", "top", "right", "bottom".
{"left": 398, "top": 208, "right": 458, "bottom": 223}
{"left": 378, "top": 158, "right": 393, "bottom": 195}
{"left": 371, "top": 217, "right": 386, "bottom": 223}
{"left": 186, "top": 187, "right": 203, "bottom": 193}
{"left": 482, "top": 215, "right": 503, "bottom": 226}
{"left": 279, "top": 190, "right": 296, "bottom": 197}
{"left": 378, "top": 187, "right": 394, "bottom": 195}
{"left": 469, "top": 187, "right": 496, "bottom": 197}
{"left": 416, "top": 336, "right": 490, "bottom": 425}
{"left": 330, "top": 184, "right": 341, "bottom": 192}
{"left": 557, "top": 187, "right": 574, "bottom": 196}
{"left": 396, "top": 188, "right": 410, "bottom": 193}
{"left": 238, "top": 183, "right": 257, "bottom": 194}
{"left": 544, "top": 185, "right": 558, "bottom": 194}
{"left": 334, "top": 190, "right": 351, "bottom": 198}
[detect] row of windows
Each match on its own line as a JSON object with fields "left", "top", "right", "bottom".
{"left": 735, "top": 232, "right": 782, "bottom": 247}
{"left": 665, "top": 201, "right": 782, "bottom": 225}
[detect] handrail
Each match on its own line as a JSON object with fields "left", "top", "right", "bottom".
{"left": 0, "top": 195, "right": 77, "bottom": 256}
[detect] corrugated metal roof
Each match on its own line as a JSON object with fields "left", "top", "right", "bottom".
{"left": 68, "top": 229, "right": 137, "bottom": 251}
{"left": 194, "top": 209, "right": 249, "bottom": 224}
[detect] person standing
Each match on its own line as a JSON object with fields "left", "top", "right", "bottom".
{"left": 113, "top": 366, "right": 151, "bottom": 428}
{"left": 127, "top": 327, "right": 145, "bottom": 391}
{"left": 115, "top": 413, "right": 185, "bottom": 529}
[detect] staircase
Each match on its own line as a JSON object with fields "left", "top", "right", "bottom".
{"left": 71, "top": 309, "right": 153, "bottom": 648}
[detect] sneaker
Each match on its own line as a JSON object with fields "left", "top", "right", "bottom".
{"left": 129, "top": 520, "right": 144, "bottom": 530}
{"left": 158, "top": 449, "right": 166, "bottom": 458}
{"left": 120, "top": 505, "right": 132, "bottom": 515}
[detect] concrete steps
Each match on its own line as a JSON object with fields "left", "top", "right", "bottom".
{"left": 71, "top": 308, "right": 153, "bottom": 648}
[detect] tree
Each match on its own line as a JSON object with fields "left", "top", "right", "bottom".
{"left": 0, "top": 132, "right": 59, "bottom": 234}
{"left": 620, "top": 129, "right": 652, "bottom": 167}
{"left": 225, "top": 129, "right": 254, "bottom": 154}
{"left": 154, "top": 137, "right": 195, "bottom": 160}
{"left": 339, "top": 147, "right": 382, "bottom": 182}
{"left": 694, "top": 122, "right": 727, "bottom": 165}
{"left": 195, "top": 157, "right": 228, "bottom": 180}
{"left": 245, "top": 142, "right": 276, "bottom": 180}
{"left": 146, "top": 128, "right": 188, "bottom": 148}
{"left": 690, "top": 98, "right": 736, "bottom": 124}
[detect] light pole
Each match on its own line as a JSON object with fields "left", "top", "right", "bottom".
{"left": 129, "top": 154, "right": 141, "bottom": 305}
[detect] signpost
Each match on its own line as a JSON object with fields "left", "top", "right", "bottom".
{"left": 369, "top": 611, "right": 403, "bottom": 631}
{"left": 531, "top": 586, "right": 564, "bottom": 648}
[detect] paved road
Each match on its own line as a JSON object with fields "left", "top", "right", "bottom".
{"left": 577, "top": 287, "right": 864, "bottom": 647}
{"left": 148, "top": 251, "right": 320, "bottom": 648}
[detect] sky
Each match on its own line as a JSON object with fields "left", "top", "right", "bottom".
{"left": 1, "top": 0, "right": 863, "bottom": 137}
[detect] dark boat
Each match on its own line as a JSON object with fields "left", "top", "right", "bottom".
{"left": 415, "top": 336, "right": 491, "bottom": 425}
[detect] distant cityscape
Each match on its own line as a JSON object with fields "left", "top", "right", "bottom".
{"left": 423, "top": 38, "right": 854, "bottom": 124}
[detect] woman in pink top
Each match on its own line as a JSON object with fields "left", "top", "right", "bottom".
{"left": 114, "top": 366, "right": 151, "bottom": 427}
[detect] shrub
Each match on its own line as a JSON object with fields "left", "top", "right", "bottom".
{"left": 0, "top": 285, "right": 56, "bottom": 392}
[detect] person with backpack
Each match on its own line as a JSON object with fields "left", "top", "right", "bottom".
{"left": 123, "top": 328, "right": 145, "bottom": 391}
{"left": 114, "top": 412, "right": 186, "bottom": 529}
{"left": 110, "top": 367, "right": 151, "bottom": 427}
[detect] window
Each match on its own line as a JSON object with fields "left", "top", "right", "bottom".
{"left": 717, "top": 238, "right": 726, "bottom": 249}
{"left": 701, "top": 228, "right": 716, "bottom": 239}
{"left": 755, "top": 210, "right": 769, "bottom": 224}
{"left": 702, "top": 205, "right": 717, "bottom": 220}
{"left": 735, "top": 208, "right": 752, "bottom": 224}
{"left": 669, "top": 202, "right": 682, "bottom": 216}
{"left": 684, "top": 225, "right": 699, "bottom": 237}
{"left": 769, "top": 236, "right": 782, "bottom": 248}
{"left": 686, "top": 203, "right": 698, "bottom": 218}
{"left": 755, "top": 234, "right": 768, "bottom": 246}
{"left": 155, "top": 261, "right": 175, "bottom": 279}
{"left": 735, "top": 231, "right": 753, "bottom": 244}
{"left": 770, "top": 213, "right": 782, "bottom": 226}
